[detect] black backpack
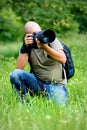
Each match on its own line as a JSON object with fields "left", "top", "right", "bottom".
{"left": 62, "top": 43, "right": 75, "bottom": 80}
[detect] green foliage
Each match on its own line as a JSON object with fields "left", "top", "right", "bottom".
{"left": 0, "top": 0, "right": 87, "bottom": 41}
{"left": 0, "top": 3, "right": 23, "bottom": 41}
{"left": 67, "top": 0, "right": 87, "bottom": 33}
{"left": 11, "top": 0, "right": 73, "bottom": 35}
{"left": 0, "top": 33, "right": 87, "bottom": 130}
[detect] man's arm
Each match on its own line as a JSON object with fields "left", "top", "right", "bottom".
{"left": 36, "top": 40, "right": 66, "bottom": 64}
{"left": 43, "top": 45, "right": 66, "bottom": 64}
{"left": 16, "top": 53, "right": 28, "bottom": 69}
{"left": 16, "top": 33, "right": 33, "bottom": 69}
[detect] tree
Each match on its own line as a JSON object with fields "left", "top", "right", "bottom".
{"left": 0, "top": 0, "right": 87, "bottom": 41}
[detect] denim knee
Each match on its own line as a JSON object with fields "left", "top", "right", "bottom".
{"left": 44, "top": 84, "right": 67, "bottom": 105}
{"left": 10, "top": 69, "right": 21, "bottom": 83}
{"left": 10, "top": 69, "right": 28, "bottom": 94}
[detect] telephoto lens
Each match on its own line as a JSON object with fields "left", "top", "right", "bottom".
{"left": 34, "top": 29, "right": 56, "bottom": 44}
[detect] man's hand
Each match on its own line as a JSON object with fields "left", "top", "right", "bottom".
{"left": 36, "top": 38, "right": 48, "bottom": 48}
{"left": 24, "top": 34, "right": 34, "bottom": 47}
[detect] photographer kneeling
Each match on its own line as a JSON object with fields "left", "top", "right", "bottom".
{"left": 10, "top": 21, "right": 67, "bottom": 105}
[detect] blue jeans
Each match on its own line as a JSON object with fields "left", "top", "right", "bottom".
{"left": 10, "top": 69, "right": 67, "bottom": 105}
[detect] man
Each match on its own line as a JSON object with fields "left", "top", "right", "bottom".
{"left": 10, "top": 21, "right": 67, "bottom": 105}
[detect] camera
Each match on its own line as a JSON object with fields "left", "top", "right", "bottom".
{"left": 29, "top": 29, "right": 56, "bottom": 44}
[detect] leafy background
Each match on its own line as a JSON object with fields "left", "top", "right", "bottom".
{"left": 0, "top": 0, "right": 87, "bottom": 41}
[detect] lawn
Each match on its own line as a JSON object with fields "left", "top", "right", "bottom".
{"left": 0, "top": 32, "right": 87, "bottom": 130}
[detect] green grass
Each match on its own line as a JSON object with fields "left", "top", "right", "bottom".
{"left": 0, "top": 33, "right": 87, "bottom": 130}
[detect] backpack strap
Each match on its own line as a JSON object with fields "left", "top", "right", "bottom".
{"left": 62, "top": 64, "right": 65, "bottom": 79}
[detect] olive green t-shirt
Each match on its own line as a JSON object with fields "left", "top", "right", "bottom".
{"left": 30, "top": 39, "right": 67, "bottom": 86}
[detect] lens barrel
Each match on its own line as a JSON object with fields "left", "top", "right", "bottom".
{"left": 36, "top": 29, "right": 56, "bottom": 43}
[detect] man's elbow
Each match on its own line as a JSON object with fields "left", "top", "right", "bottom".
{"left": 62, "top": 56, "right": 67, "bottom": 64}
